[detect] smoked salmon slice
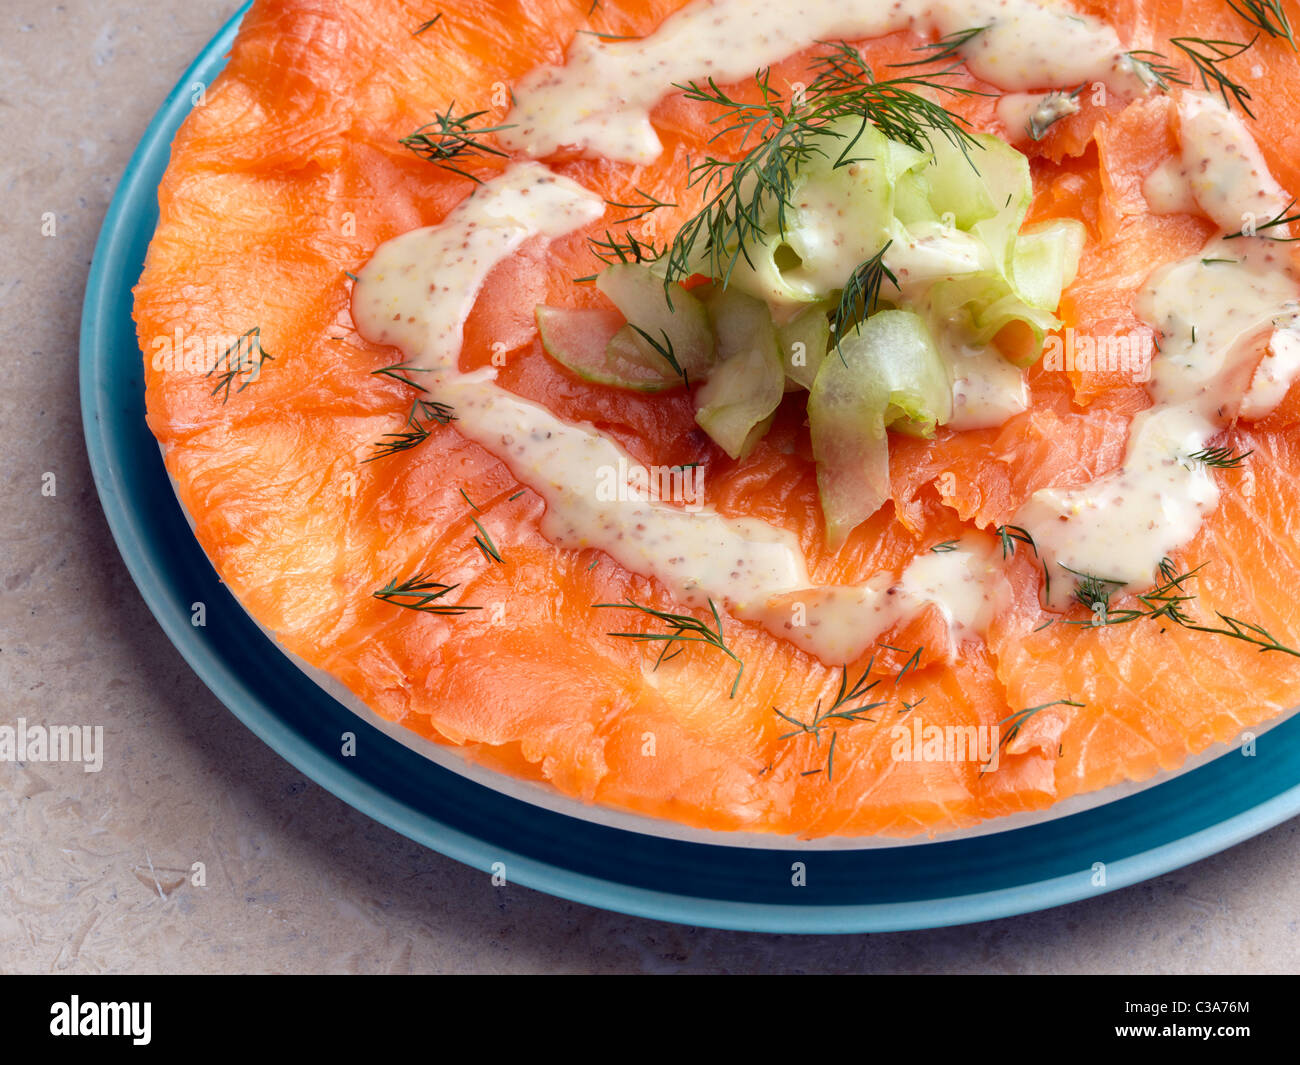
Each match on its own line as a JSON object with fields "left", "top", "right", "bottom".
{"left": 134, "top": 0, "right": 1300, "bottom": 837}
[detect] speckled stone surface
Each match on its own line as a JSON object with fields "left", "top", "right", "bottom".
{"left": 1, "top": 0, "right": 1298, "bottom": 974}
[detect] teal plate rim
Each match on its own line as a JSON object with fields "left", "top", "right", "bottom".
{"left": 79, "top": 1, "right": 1300, "bottom": 934}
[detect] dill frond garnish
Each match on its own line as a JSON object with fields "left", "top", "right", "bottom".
{"left": 595, "top": 598, "right": 744, "bottom": 697}
{"left": 931, "top": 540, "right": 960, "bottom": 553}
{"left": 208, "top": 327, "right": 273, "bottom": 404}
{"left": 574, "top": 30, "right": 641, "bottom": 40}
{"left": 1186, "top": 445, "right": 1253, "bottom": 468}
{"left": 575, "top": 230, "right": 665, "bottom": 281}
{"left": 363, "top": 398, "right": 456, "bottom": 462}
{"left": 1124, "top": 49, "right": 1183, "bottom": 91}
{"left": 1225, "top": 197, "right": 1300, "bottom": 240}
{"left": 371, "top": 361, "right": 432, "bottom": 392}
{"left": 830, "top": 241, "right": 899, "bottom": 355}
{"left": 508, "top": 488, "right": 527, "bottom": 501}
{"left": 605, "top": 189, "right": 677, "bottom": 225}
{"left": 1168, "top": 36, "right": 1257, "bottom": 117}
{"left": 470, "top": 515, "right": 503, "bottom": 564}
{"left": 413, "top": 13, "right": 442, "bottom": 36}
{"left": 1064, "top": 565, "right": 1126, "bottom": 614}
{"left": 660, "top": 45, "right": 982, "bottom": 289}
{"left": 993, "top": 524, "right": 1037, "bottom": 560}
{"left": 985, "top": 699, "right": 1084, "bottom": 770}
{"left": 400, "top": 104, "right": 515, "bottom": 183}
{"left": 890, "top": 25, "right": 989, "bottom": 68}
{"left": 895, "top": 645, "right": 924, "bottom": 685}
{"left": 459, "top": 488, "right": 481, "bottom": 510}
{"left": 1061, "top": 558, "right": 1300, "bottom": 655}
{"left": 773, "top": 662, "right": 887, "bottom": 780}
{"left": 628, "top": 324, "right": 689, "bottom": 384}
{"left": 1226, "top": 0, "right": 1296, "bottom": 50}
{"left": 373, "top": 573, "right": 481, "bottom": 614}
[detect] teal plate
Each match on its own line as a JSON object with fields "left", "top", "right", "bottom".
{"left": 80, "top": 1, "right": 1300, "bottom": 932}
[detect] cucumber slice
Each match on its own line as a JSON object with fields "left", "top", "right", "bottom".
{"left": 595, "top": 264, "right": 715, "bottom": 380}
{"left": 775, "top": 302, "right": 831, "bottom": 391}
{"left": 809, "top": 310, "right": 950, "bottom": 546}
{"left": 536, "top": 305, "right": 682, "bottom": 392}
{"left": 1011, "top": 219, "right": 1086, "bottom": 311}
{"left": 694, "top": 288, "right": 786, "bottom": 460}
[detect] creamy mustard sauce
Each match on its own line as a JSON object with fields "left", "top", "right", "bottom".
{"left": 501, "top": 0, "right": 1138, "bottom": 164}
{"left": 943, "top": 335, "right": 1030, "bottom": 429}
{"left": 1241, "top": 317, "right": 1300, "bottom": 420}
{"left": 1163, "top": 94, "right": 1291, "bottom": 233}
{"left": 352, "top": 163, "right": 605, "bottom": 369}
{"left": 1018, "top": 102, "right": 1300, "bottom": 608}
{"left": 354, "top": 166, "right": 1000, "bottom": 663}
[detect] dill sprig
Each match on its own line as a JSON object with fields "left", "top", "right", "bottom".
{"left": 1168, "top": 37, "right": 1257, "bottom": 117}
{"left": 364, "top": 398, "right": 456, "bottom": 462}
{"left": 605, "top": 189, "right": 677, "bottom": 224}
{"left": 574, "top": 29, "right": 640, "bottom": 40}
{"left": 628, "top": 324, "right": 688, "bottom": 384}
{"left": 413, "top": 13, "right": 442, "bottom": 35}
{"left": 930, "top": 540, "right": 959, "bottom": 553}
{"left": 576, "top": 229, "right": 665, "bottom": 282}
{"left": 895, "top": 645, "right": 924, "bottom": 685}
{"left": 1064, "top": 564, "right": 1126, "bottom": 614}
{"left": 470, "top": 515, "right": 503, "bottom": 564}
{"left": 1180, "top": 612, "right": 1300, "bottom": 655}
{"left": 1225, "top": 197, "right": 1300, "bottom": 240}
{"left": 208, "top": 327, "right": 273, "bottom": 404}
{"left": 804, "top": 42, "right": 985, "bottom": 155}
{"left": 595, "top": 598, "right": 744, "bottom": 697}
{"left": 830, "top": 241, "right": 899, "bottom": 355}
{"left": 661, "top": 45, "right": 981, "bottom": 288}
{"left": 991, "top": 524, "right": 1051, "bottom": 599}
{"left": 1062, "top": 558, "right": 1300, "bottom": 655}
{"left": 994, "top": 524, "right": 1036, "bottom": 560}
{"left": 992, "top": 699, "right": 1085, "bottom": 758}
{"left": 1226, "top": 0, "right": 1296, "bottom": 50}
{"left": 371, "top": 361, "right": 432, "bottom": 392}
{"left": 400, "top": 104, "right": 515, "bottom": 183}
{"left": 890, "top": 25, "right": 988, "bottom": 68}
{"left": 373, "top": 573, "right": 481, "bottom": 614}
{"left": 773, "top": 662, "right": 887, "bottom": 780}
{"left": 1187, "top": 444, "right": 1253, "bottom": 468}
{"left": 1125, "top": 49, "right": 1184, "bottom": 91}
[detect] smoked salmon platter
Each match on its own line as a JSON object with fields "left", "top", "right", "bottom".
{"left": 82, "top": 0, "right": 1300, "bottom": 929}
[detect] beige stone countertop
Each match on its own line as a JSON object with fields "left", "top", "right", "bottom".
{"left": 1, "top": 0, "right": 1297, "bottom": 974}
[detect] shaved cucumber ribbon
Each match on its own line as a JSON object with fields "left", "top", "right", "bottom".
{"left": 693, "top": 288, "right": 786, "bottom": 459}
{"left": 809, "top": 310, "right": 950, "bottom": 547}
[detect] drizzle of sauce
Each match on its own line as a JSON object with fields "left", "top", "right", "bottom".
{"left": 1158, "top": 93, "right": 1292, "bottom": 233}
{"left": 501, "top": 0, "right": 1139, "bottom": 164}
{"left": 1018, "top": 233, "right": 1300, "bottom": 606}
{"left": 352, "top": 163, "right": 605, "bottom": 369}
{"left": 353, "top": 165, "right": 1000, "bottom": 663}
